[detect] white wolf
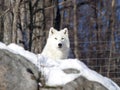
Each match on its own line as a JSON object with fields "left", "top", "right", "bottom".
{"left": 41, "top": 27, "right": 70, "bottom": 60}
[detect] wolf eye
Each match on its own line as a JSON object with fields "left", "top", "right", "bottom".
{"left": 61, "top": 38, "right": 64, "bottom": 40}
{"left": 55, "top": 38, "right": 57, "bottom": 40}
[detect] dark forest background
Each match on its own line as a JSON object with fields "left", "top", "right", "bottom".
{"left": 0, "top": 0, "right": 120, "bottom": 85}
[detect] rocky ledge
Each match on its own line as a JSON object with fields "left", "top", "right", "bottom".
{"left": 0, "top": 49, "right": 107, "bottom": 90}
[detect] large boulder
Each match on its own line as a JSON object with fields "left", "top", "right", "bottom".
{"left": 0, "top": 49, "right": 39, "bottom": 90}
{"left": 63, "top": 76, "right": 107, "bottom": 90}
{"left": 41, "top": 69, "right": 107, "bottom": 90}
{"left": 0, "top": 49, "right": 108, "bottom": 90}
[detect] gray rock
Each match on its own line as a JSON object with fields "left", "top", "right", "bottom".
{"left": 41, "top": 76, "right": 108, "bottom": 90}
{"left": 63, "top": 76, "right": 108, "bottom": 90}
{"left": 63, "top": 68, "right": 80, "bottom": 74}
{"left": 0, "top": 49, "right": 39, "bottom": 90}
{"left": 41, "top": 86, "right": 62, "bottom": 90}
{"left": 0, "top": 49, "right": 108, "bottom": 90}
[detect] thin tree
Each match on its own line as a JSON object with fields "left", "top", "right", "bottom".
{"left": 53, "top": 0, "right": 61, "bottom": 30}
{"left": 107, "top": 0, "right": 116, "bottom": 77}
{"left": 73, "top": 0, "right": 79, "bottom": 58}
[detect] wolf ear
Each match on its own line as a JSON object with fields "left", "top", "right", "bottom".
{"left": 63, "top": 28, "right": 68, "bottom": 35}
{"left": 49, "top": 27, "right": 57, "bottom": 36}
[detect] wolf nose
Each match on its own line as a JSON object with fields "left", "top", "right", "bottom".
{"left": 58, "top": 43, "right": 62, "bottom": 48}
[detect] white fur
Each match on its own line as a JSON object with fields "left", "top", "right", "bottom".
{"left": 41, "top": 27, "right": 70, "bottom": 60}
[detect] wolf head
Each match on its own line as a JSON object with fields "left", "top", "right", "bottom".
{"left": 42, "top": 27, "right": 70, "bottom": 59}
{"left": 48, "top": 27, "right": 70, "bottom": 50}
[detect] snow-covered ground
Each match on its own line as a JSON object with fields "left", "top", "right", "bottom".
{"left": 0, "top": 42, "right": 120, "bottom": 90}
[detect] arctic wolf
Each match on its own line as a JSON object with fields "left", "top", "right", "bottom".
{"left": 41, "top": 27, "right": 70, "bottom": 60}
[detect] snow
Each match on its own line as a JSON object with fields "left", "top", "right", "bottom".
{"left": 0, "top": 42, "right": 120, "bottom": 90}
{"left": 7, "top": 43, "right": 38, "bottom": 66}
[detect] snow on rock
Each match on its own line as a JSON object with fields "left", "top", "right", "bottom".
{"left": 0, "top": 42, "right": 120, "bottom": 90}
{"left": 39, "top": 58, "right": 120, "bottom": 90}
{"left": 7, "top": 43, "right": 38, "bottom": 66}
{"left": 0, "top": 42, "right": 7, "bottom": 49}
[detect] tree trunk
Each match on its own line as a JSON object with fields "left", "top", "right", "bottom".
{"left": 73, "top": 0, "right": 79, "bottom": 58}
{"left": 107, "top": 0, "right": 116, "bottom": 77}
